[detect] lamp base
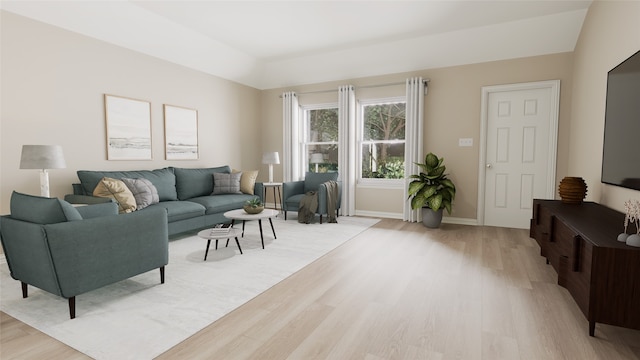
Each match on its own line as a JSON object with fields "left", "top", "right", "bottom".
{"left": 40, "top": 169, "right": 50, "bottom": 197}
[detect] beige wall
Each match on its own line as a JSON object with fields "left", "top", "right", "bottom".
{"left": 262, "top": 53, "right": 574, "bottom": 221}
{"left": 0, "top": 12, "right": 262, "bottom": 214}
{"left": 568, "top": 0, "right": 640, "bottom": 212}
{"left": 3, "top": 1, "right": 637, "bottom": 221}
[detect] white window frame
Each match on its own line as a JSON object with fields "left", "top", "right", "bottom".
{"left": 300, "top": 103, "right": 339, "bottom": 179}
{"left": 357, "top": 96, "right": 406, "bottom": 189}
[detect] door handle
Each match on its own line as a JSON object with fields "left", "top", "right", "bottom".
{"left": 486, "top": 163, "right": 493, "bottom": 169}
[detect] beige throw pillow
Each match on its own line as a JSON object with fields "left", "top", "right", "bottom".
{"left": 93, "top": 177, "right": 137, "bottom": 213}
{"left": 233, "top": 169, "right": 259, "bottom": 195}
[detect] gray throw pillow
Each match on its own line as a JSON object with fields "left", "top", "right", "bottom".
{"left": 121, "top": 177, "right": 160, "bottom": 210}
{"left": 212, "top": 172, "right": 242, "bottom": 195}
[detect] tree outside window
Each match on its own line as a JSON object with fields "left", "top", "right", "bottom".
{"left": 361, "top": 100, "right": 406, "bottom": 179}
{"left": 304, "top": 107, "right": 339, "bottom": 173}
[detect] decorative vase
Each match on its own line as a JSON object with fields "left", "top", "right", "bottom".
{"left": 626, "top": 234, "right": 640, "bottom": 247}
{"left": 558, "top": 177, "right": 588, "bottom": 204}
{"left": 243, "top": 205, "right": 264, "bottom": 214}
{"left": 422, "top": 208, "right": 443, "bottom": 228}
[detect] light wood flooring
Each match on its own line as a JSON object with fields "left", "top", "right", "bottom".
{"left": 1, "top": 218, "right": 639, "bottom": 359}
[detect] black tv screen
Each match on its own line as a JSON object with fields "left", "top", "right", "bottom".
{"left": 601, "top": 49, "right": 640, "bottom": 190}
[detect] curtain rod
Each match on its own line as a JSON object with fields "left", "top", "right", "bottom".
{"left": 280, "top": 78, "right": 430, "bottom": 97}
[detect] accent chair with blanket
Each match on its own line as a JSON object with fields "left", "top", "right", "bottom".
{"left": 282, "top": 172, "right": 341, "bottom": 224}
{"left": 0, "top": 191, "right": 169, "bottom": 319}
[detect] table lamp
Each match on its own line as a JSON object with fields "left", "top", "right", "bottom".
{"left": 262, "top": 151, "right": 280, "bottom": 183}
{"left": 310, "top": 153, "right": 324, "bottom": 173}
{"left": 20, "top": 145, "right": 66, "bottom": 197}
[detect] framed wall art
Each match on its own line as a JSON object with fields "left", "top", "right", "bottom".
{"left": 164, "top": 104, "right": 199, "bottom": 160}
{"left": 104, "top": 94, "right": 152, "bottom": 160}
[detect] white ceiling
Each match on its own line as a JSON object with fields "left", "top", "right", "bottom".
{"left": 1, "top": 1, "right": 592, "bottom": 89}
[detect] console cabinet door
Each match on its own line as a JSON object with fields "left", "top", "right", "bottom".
{"left": 564, "top": 236, "right": 593, "bottom": 318}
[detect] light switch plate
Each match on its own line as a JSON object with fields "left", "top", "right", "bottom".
{"left": 459, "top": 138, "right": 473, "bottom": 147}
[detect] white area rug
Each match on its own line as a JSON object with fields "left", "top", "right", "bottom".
{"left": 0, "top": 216, "right": 379, "bottom": 359}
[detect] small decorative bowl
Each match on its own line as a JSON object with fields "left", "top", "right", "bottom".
{"left": 243, "top": 205, "right": 264, "bottom": 214}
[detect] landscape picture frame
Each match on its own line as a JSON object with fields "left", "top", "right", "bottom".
{"left": 104, "top": 94, "right": 152, "bottom": 160}
{"left": 164, "top": 104, "right": 199, "bottom": 160}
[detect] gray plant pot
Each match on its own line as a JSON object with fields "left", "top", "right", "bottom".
{"left": 422, "top": 208, "right": 443, "bottom": 228}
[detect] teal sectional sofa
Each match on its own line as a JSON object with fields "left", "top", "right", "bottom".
{"left": 65, "top": 166, "right": 264, "bottom": 236}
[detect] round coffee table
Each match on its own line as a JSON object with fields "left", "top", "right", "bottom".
{"left": 223, "top": 209, "right": 279, "bottom": 249}
{"left": 197, "top": 227, "right": 244, "bottom": 260}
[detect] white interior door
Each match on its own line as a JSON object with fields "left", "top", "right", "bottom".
{"left": 479, "top": 80, "right": 559, "bottom": 229}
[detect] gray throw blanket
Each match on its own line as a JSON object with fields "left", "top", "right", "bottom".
{"left": 298, "top": 180, "right": 339, "bottom": 224}
{"left": 325, "top": 180, "right": 338, "bottom": 223}
{"left": 298, "top": 191, "right": 318, "bottom": 224}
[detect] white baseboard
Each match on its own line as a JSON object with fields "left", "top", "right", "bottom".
{"left": 353, "top": 210, "right": 478, "bottom": 226}
{"left": 443, "top": 217, "right": 479, "bottom": 226}
{"left": 354, "top": 210, "right": 403, "bottom": 219}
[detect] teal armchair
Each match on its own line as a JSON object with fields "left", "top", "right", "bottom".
{"left": 0, "top": 192, "right": 169, "bottom": 319}
{"left": 282, "top": 172, "right": 341, "bottom": 224}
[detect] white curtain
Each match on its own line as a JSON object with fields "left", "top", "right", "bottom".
{"left": 404, "top": 78, "right": 426, "bottom": 222}
{"left": 282, "top": 91, "right": 299, "bottom": 182}
{"left": 338, "top": 85, "right": 356, "bottom": 216}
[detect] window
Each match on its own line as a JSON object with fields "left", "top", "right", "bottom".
{"left": 359, "top": 98, "right": 406, "bottom": 183}
{"left": 301, "top": 105, "right": 339, "bottom": 175}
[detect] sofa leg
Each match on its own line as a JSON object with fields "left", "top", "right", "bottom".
{"left": 21, "top": 282, "right": 28, "bottom": 298}
{"left": 320, "top": 215, "right": 323, "bottom": 224}
{"left": 69, "top": 297, "right": 76, "bottom": 319}
{"left": 160, "top": 266, "right": 165, "bottom": 284}
{"left": 284, "top": 211, "right": 287, "bottom": 220}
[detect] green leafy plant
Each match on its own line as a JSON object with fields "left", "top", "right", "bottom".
{"left": 245, "top": 198, "right": 263, "bottom": 208}
{"left": 407, "top": 152, "right": 456, "bottom": 214}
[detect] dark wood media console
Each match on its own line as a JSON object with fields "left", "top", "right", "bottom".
{"left": 530, "top": 199, "right": 640, "bottom": 336}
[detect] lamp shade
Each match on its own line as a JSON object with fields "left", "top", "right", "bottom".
{"left": 262, "top": 151, "right": 280, "bottom": 165}
{"left": 20, "top": 145, "right": 66, "bottom": 169}
{"left": 310, "top": 153, "right": 324, "bottom": 164}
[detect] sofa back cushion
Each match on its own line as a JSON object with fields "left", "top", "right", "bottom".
{"left": 304, "top": 172, "right": 339, "bottom": 193}
{"left": 77, "top": 168, "right": 177, "bottom": 201}
{"left": 10, "top": 191, "right": 82, "bottom": 224}
{"left": 173, "top": 166, "right": 230, "bottom": 200}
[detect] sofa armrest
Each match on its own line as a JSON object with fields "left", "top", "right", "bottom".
{"left": 283, "top": 181, "right": 305, "bottom": 199}
{"left": 254, "top": 182, "right": 264, "bottom": 203}
{"left": 64, "top": 194, "right": 114, "bottom": 205}
{"left": 43, "top": 208, "right": 169, "bottom": 298}
{"left": 0, "top": 217, "right": 63, "bottom": 296}
{"left": 75, "top": 202, "right": 119, "bottom": 219}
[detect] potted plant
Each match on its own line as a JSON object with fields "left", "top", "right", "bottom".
{"left": 243, "top": 198, "right": 264, "bottom": 214}
{"left": 407, "top": 152, "right": 456, "bottom": 228}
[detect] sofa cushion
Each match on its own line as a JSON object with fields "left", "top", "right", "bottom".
{"left": 121, "top": 178, "right": 160, "bottom": 210}
{"left": 173, "top": 166, "right": 230, "bottom": 200}
{"left": 144, "top": 201, "right": 205, "bottom": 223}
{"left": 304, "top": 172, "right": 339, "bottom": 193}
{"left": 58, "top": 200, "right": 83, "bottom": 221}
{"left": 212, "top": 172, "right": 242, "bottom": 195}
{"left": 93, "top": 177, "right": 137, "bottom": 214}
{"left": 77, "top": 168, "right": 177, "bottom": 201}
{"left": 188, "top": 194, "right": 258, "bottom": 215}
{"left": 9, "top": 191, "right": 80, "bottom": 224}
{"left": 233, "top": 169, "right": 259, "bottom": 195}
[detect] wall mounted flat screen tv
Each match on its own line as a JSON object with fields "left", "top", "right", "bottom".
{"left": 601, "top": 49, "right": 640, "bottom": 191}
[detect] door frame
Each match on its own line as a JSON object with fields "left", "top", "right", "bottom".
{"left": 477, "top": 80, "right": 560, "bottom": 226}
